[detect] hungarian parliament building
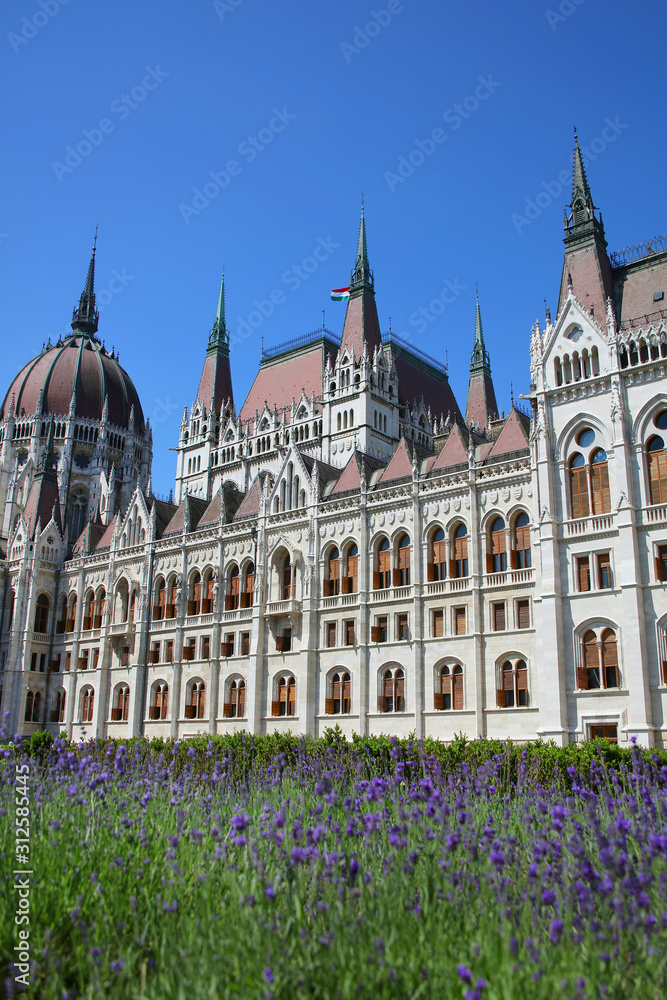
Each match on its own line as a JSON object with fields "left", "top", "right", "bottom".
{"left": 2, "top": 138, "right": 667, "bottom": 747}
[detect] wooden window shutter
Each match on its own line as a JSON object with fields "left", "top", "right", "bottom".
{"left": 493, "top": 603, "right": 505, "bottom": 631}
{"left": 373, "top": 571, "right": 380, "bottom": 590}
{"left": 591, "top": 461, "right": 610, "bottom": 515}
{"left": 441, "top": 672, "right": 451, "bottom": 695}
{"left": 341, "top": 576, "right": 349, "bottom": 594}
{"left": 332, "top": 678, "right": 341, "bottom": 701}
{"left": 662, "top": 660, "right": 667, "bottom": 684}
{"left": 583, "top": 634, "right": 599, "bottom": 670}
{"left": 371, "top": 626, "right": 381, "bottom": 642}
{"left": 577, "top": 666, "right": 589, "bottom": 690}
{"left": 577, "top": 558, "right": 590, "bottom": 592}
{"left": 656, "top": 552, "right": 665, "bottom": 582}
{"left": 449, "top": 559, "right": 457, "bottom": 579}
{"left": 377, "top": 696, "right": 385, "bottom": 713}
{"left": 275, "top": 636, "right": 285, "bottom": 652}
{"left": 392, "top": 568, "right": 401, "bottom": 587}
{"left": 510, "top": 548, "right": 519, "bottom": 569}
{"left": 383, "top": 675, "right": 393, "bottom": 699}
{"left": 395, "top": 675, "right": 405, "bottom": 699}
{"left": 427, "top": 562, "right": 435, "bottom": 581}
{"left": 452, "top": 672, "right": 463, "bottom": 710}
{"left": 271, "top": 700, "right": 280, "bottom": 716}
{"left": 325, "top": 698, "right": 334, "bottom": 714}
{"left": 517, "top": 600, "right": 530, "bottom": 629}
{"left": 602, "top": 634, "right": 618, "bottom": 669}
{"left": 343, "top": 678, "right": 351, "bottom": 705}
{"left": 516, "top": 668, "right": 528, "bottom": 691}
{"left": 434, "top": 692, "right": 444, "bottom": 711}
{"left": 238, "top": 686, "right": 245, "bottom": 717}
{"left": 496, "top": 688, "right": 506, "bottom": 708}
{"left": 486, "top": 552, "right": 494, "bottom": 573}
{"left": 455, "top": 608, "right": 466, "bottom": 635}
{"left": 570, "top": 465, "right": 590, "bottom": 519}
{"left": 223, "top": 702, "right": 232, "bottom": 718}
{"left": 503, "top": 669, "right": 514, "bottom": 691}
{"left": 198, "top": 687, "right": 206, "bottom": 717}
{"left": 433, "top": 610, "right": 443, "bottom": 638}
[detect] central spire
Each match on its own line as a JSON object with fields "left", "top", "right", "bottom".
{"left": 350, "top": 203, "right": 373, "bottom": 292}
{"left": 208, "top": 267, "right": 228, "bottom": 350}
{"left": 564, "top": 129, "right": 606, "bottom": 247}
{"left": 470, "top": 288, "right": 490, "bottom": 374}
{"left": 71, "top": 231, "right": 100, "bottom": 337}
{"left": 340, "top": 205, "right": 382, "bottom": 357}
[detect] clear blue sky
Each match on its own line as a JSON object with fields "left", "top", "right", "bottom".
{"left": 1, "top": 0, "right": 665, "bottom": 494}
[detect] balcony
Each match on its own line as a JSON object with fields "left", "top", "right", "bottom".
{"left": 484, "top": 568, "right": 534, "bottom": 588}
{"left": 641, "top": 504, "right": 667, "bottom": 526}
{"left": 109, "top": 620, "right": 135, "bottom": 637}
{"left": 267, "top": 599, "right": 301, "bottom": 617}
{"left": 564, "top": 514, "right": 615, "bottom": 537}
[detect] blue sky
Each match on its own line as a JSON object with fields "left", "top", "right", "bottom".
{"left": 1, "top": 0, "right": 665, "bottom": 494}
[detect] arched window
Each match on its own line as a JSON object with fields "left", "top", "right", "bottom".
{"left": 325, "top": 547, "right": 340, "bottom": 596}
{"left": 273, "top": 675, "right": 296, "bottom": 716}
{"left": 67, "top": 593, "right": 77, "bottom": 632}
{"left": 428, "top": 527, "right": 446, "bottom": 581}
{"left": 496, "top": 659, "right": 528, "bottom": 707}
{"left": 435, "top": 664, "right": 463, "bottom": 710}
{"left": 186, "top": 681, "right": 206, "bottom": 719}
{"left": 153, "top": 578, "right": 166, "bottom": 621}
{"left": 578, "top": 628, "right": 619, "bottom": 690}
{"left": 374, "top": 537, "right": 390, "bottom": 590}
{"left": 226, "top": 565, "right": 240, "bottom": 610}
{"left": 281, "top": 555, "right": 292, "bottom": 601}
{"left": 25, "top": 690, "right": 36, "bottom": 722}
{"left": 325, "top": 672, "right": 351, "bottom": 715}
{"left": 202, "top": 571, "right": 215, "bottom": 613}
{"left": 51, "top": 689, "right": 66, "bottom": 724}
{"left": 34, "top": 594, "right": 49, "bottom": 634}
{"left": 224, "top": 679, "right": 246, "bottom": 718}
{"left": 396, "top": 534, "right": 411, "bottom": 586}
{"left": 513, "top": 513, "right": 531, "bottom": 569}
{"left": 488, "top": 518, "right": 506, "bottom": 573}
{"left": 242, "top": 563, "right": 255, "bottom": 608}
{"left": 150, "top": 682, "right": 169, "bottom": 720}
{"left": 378, "top": 668, "right": 405, "bottom": 713}
{"left": 188, "top": 572, "right": 201, "bottom": 616}
{"left": 67, "top": 487, "right": 88, "bottom": 542}
{"left": 112, "top": 684, "right": 130, "bottom": 721}
{"left": 647, "top": 435, "right": 667, "bottom": 505}
{"left": 95, "top": 589, "right": 106, "bottom": 628}
{"left": 590, "top": 449, "right": 610, "bottom": 514}
{"left": 83, "top": 589, "right": 95, "bottom": 630}
{"left": 80, "top": 687, "right": 94, "bottom": 723}
{"left": 344, "top": 544, "right": 358, "bottom": 594}
{"left": 569, "top": 453, "right": 590, "bottom": 519}
{"left": 453, "top": 524, "right": 468, "bottom": 578}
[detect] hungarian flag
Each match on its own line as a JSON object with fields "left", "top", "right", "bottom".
{"left": 331, "top": 286, "right": 350, "bottom": 301}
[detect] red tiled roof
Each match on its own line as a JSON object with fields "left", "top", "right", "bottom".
{"left": 22, "top": 473, "right": 61, "bottom": 537}
{"left": 94, "top": 516, "right": 117, "bottom": 551}
{"left": 239, "top": 345, "right": 325, "bottom": 425}
{"left": 465, "top": 372, "right": 499, "bottom": 431}
{"left": 487, "top": 408, "right": 530, "bottom": 458}
{"left": 0, "top": 334, "right": 145, "bottom": 431}
{"left": 379, "top": 439, "right": 413, "bottom": 483}
{"left": 432, "top": 425, "right": 468, "bottom": 470}
{"left": 196, "top": 350, "right": 234, "bottom": 413}
{"left": 234, "top": 478, "right": 261, "bottom": 520}
{"left": 388, "top": 348, "right": 462, "bottom": 424}
{"left": 340, "top": 289, "right": 382, "bottom": 359}
{"left": 613, "top": 254, "right": 667, "bottom": 328}
{"left": 558, "top": 244, "right": 612, "bottom": 324}
{"left": 162, "top": 495, "right": 210, "bottom": 536}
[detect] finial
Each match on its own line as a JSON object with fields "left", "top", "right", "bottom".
{"left": 510, "top": 382, "right": 514, "bottom": 407}
{"left": 322, "top": 309, "right": 325, "bottom": 332}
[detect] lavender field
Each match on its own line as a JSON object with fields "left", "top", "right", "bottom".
{"left": 2, "top": 732, "right": 667, "bottom": 999}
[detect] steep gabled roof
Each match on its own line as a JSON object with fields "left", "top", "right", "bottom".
{"left": 94, "top": 515, "right": 117, "bottom": 552}
{"left": 234, "top": 477, "right": 261, "bottom": 520}
{"left": 329, "top": 450, "right": 385, "bottom": 496}
{"left": 71, "top": 519, "right": 106, "bottom": 556}
{"left": 150, "top": 497, "right": 179, "bottom": 538}
{"left": 378, "top": 439, "right": 414, "bottom": 484}
{"left": 162, "top": 494, "right": 210, "bottom": 536}
{"left": 432, "top": 424, "right": 469, "bottom": 471}
{"left": 486, "top": 408, "right": 530, "bottom": 458}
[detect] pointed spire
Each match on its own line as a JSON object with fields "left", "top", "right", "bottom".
{"left": 351, "top": 202, "right": 373, "bottom": 291}
{"left": 564, "top": 129, "right": 606, "bottom": 245}
{"left": 38, "top": 418, "right": 57, "bottom": 475}
{"left": 208, "top": 266, "right": 228, "bottom": 349}
{"left": 469, "top": 288, "right": 491, "bottom": 376}
{"left": 71, "top": 230, "right": 100, "bottom": 337}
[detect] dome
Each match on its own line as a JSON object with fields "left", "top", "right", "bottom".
{"left": 0, "top": 333, "right": 145, "bottom": 433}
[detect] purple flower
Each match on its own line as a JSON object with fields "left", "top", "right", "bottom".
{"left": 550, "top": 918, "right": 564, "bottom": 944}
{"left": 541, "top": 889, "right": 556, "bottom": 905}
{"left": 110, "top": 960, "right": 123, "bottom": 973}
{"left": 264, "top": 968, "right": 274, "bottom": 984}
{"left": 457, "top": 964, "right": 473, "bottom": 984}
